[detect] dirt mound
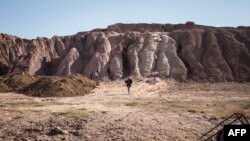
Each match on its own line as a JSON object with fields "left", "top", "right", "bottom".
{"left": 0, "top": 80, "right": 9, "bottom": 92}
{"left": 3, "top": 75, "right": 38, "bottom": 90}
{"left": 0, "top": 75, "right": 38, "bottom": 92}
{"left": 19, "top": 75, "right": 97, "bottom": 97}
{"left": 0, "top": 75, "right": 97, "bottom": 97}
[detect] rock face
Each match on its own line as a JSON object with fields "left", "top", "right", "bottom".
{"left": 0, "top": 22, "right": 250, "bottom": 82}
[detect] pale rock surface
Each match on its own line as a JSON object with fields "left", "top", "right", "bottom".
{"left": 56, "top": 47, "right": 79, "bottom": 75}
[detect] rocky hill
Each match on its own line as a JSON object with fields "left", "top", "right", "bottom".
{"left": 0, "top": 22, "right": 250, "bottom": 82}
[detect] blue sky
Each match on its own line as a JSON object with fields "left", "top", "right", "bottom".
{"left": 0, "top": 0, "right": 250, "bottom": 39}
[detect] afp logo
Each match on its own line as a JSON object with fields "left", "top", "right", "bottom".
{"left": 223, "top": 125, "right": 250, "bottom": 141}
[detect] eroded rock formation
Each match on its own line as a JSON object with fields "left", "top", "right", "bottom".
{"left": 0, "top": 22, "right": 250, "bottom": 82}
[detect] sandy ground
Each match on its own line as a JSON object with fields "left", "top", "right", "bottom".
{"left": 0, "top": 79, "right": 250, "bottom": 141}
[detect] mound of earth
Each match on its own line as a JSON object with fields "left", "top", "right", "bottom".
{"left": 20, "top": 75, "right": 97, "bottom": 97}
{"left": 2, "top": 75, "right": 38, "bottom": 91}
{"left": 0, "top": 75, "right": 38, "bottom": 92}
{"left": 0, "top": 75, "right": 97, "bottom": 97}
{"left": 0, "top": 80, "right": 9, "bottom": 92}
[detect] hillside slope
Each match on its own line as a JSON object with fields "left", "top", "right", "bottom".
{"left": 0, "top": 22, "right": 250, "bottom": 82}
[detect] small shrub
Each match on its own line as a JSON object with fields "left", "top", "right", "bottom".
{"left": 125, "top": 102, "right": 139, "bottom": 107}
{"left": 54, "top": 108, "right": 91, "bottom": 118}
{"left": 187, "top": 109, "right": 197, "bottom": 113}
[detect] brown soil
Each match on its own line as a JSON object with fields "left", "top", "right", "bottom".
{"left": 0, "top": 80, "right": 249, "bottom": 141}
{"left": 2, "top": 75, "right": 37, "bottom": 91}
{"left": 0, "top": 75, "right": 97, "bottom": 97}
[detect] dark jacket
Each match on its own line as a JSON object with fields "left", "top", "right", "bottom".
{"left": 125, "top": 78, "right": 133, "bottom": 87}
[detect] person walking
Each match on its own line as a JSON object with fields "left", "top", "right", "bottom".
{"left": 125, "top": 77, "right": 133, "bottom": 94}
{"left": 91, "top": 71, "right": 99, "bottom": 81}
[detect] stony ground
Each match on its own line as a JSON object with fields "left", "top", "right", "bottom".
{"left": 0, "top": 80, "right": 249, "bottom": 141}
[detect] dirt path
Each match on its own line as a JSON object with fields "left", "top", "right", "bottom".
{"left": 0, "top": 80, "right": 250, "bottom": 141}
